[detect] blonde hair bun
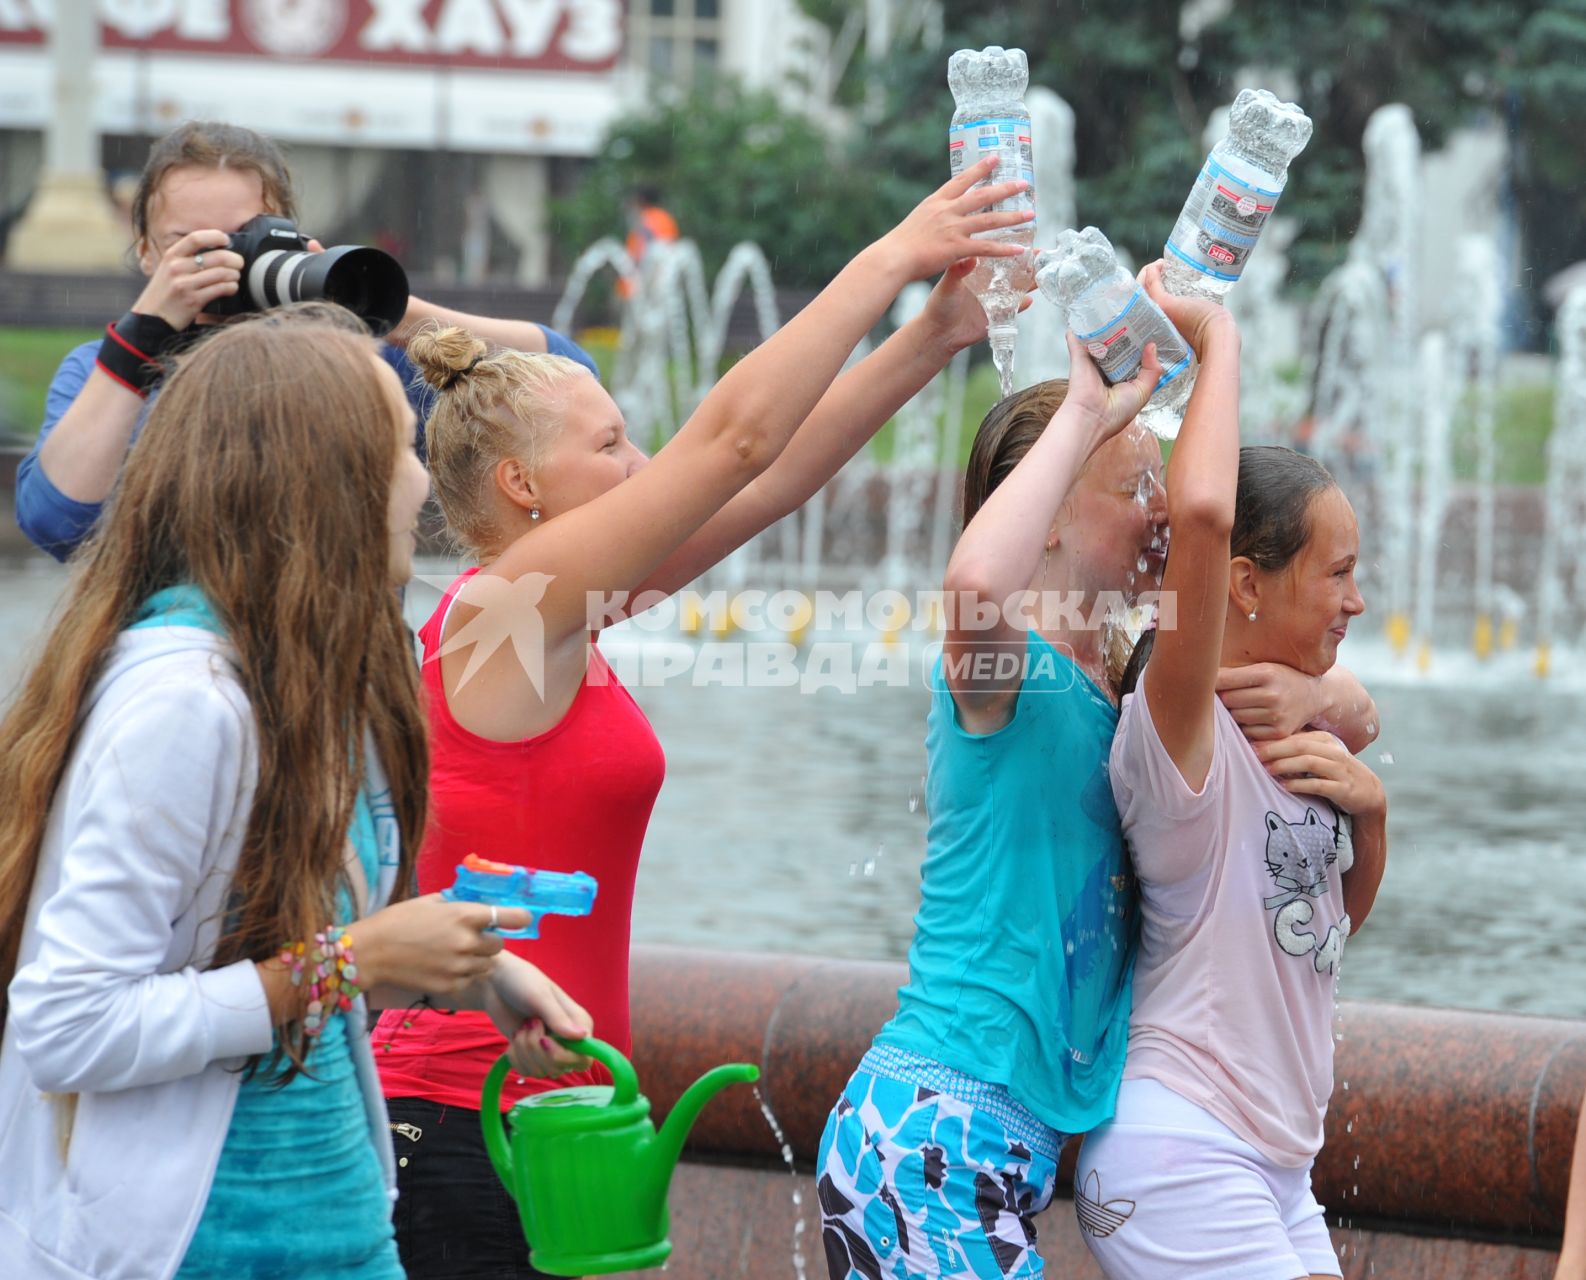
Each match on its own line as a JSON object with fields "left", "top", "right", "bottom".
{"left": 407, "top": 323, "right": 489, "bottom": 391}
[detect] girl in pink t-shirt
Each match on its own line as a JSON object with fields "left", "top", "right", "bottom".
{"left": 1074, "top": 267, "right": 1389, "bottom": 1280}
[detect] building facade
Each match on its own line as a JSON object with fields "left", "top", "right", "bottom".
{"left": 0, "top": 0, "right": 834, "bottom": 281}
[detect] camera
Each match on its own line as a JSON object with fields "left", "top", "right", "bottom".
{"left": 207, "top": 215, "right": 410, "bottom": 333}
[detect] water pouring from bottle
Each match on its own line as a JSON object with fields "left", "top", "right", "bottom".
{"left": 948, "top": 46, "right": 1037, "bottom": 399}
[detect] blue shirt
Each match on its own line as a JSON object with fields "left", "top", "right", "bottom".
{"left": 875, "top": 633, "right": 1138, "bottom": 1134}
{"left": 15, "top": 328, "right": 597, "bottom": 562}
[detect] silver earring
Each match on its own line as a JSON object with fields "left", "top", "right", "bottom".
{"left": 1248, "top": 610, "right": 1257, "bottom": 622}
{"left": 530, "top": 508, "right": 541, "bottom": 521}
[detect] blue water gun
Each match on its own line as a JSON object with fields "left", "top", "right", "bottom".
{"left": 442, "top": 854, "right": 598, "bottom": 939}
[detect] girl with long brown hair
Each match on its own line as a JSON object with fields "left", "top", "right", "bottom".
{"left": 0, "top": 309, "right": 589, "bottom": 1280}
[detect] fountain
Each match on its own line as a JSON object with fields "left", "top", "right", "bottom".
{"left": 1450, "top": 234, "right": 1505, "bottom": 660}
{"left": 541, "top": 94, "right": 1570, "bottom": 677}
{"left": 1535, "top": 287, "right": 1586, "bottom": 676}
{"left": 1015, "top": 85, "right": 1077, "bottom": 388}
{"left": 1410, "top": 331, "right": 1454, "bottom": 673}
{"left": 1301, "top": 105, "right": 1550, "bottom": 673}
{"left": 551, "top": 234, "right": 969, "bottom": 606}
{"left": 1358, "top": 105, "right": 1423, "bottom": 658}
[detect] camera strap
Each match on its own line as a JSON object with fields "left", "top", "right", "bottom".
{"left": 96, "top": 311, "right": 183, "bottom": 397}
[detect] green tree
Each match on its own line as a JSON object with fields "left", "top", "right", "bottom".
{"left": 548, "top": 79, "right": 880, "bottom": 290}
{"left": 796, "top": 0, "right": 1586, "bottom": 339}
{"left": 559, "top": 1, "right": 1586, "bottom": 341}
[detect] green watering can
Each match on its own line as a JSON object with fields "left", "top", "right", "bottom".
{"left": 480, "top": 1036, "right": 760, "bottom": 1276}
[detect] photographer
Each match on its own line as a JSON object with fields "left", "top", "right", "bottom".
{"left": 15, "top": 120, "right": 597, "bottom": 561}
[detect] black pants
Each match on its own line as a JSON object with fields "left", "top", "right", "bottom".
{"left": 387, "top": 1097, "right": 554, "bottom": 1280}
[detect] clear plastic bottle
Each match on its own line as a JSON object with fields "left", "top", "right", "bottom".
{"left": 1163, "top": 88, "right": 1314, "bottom": 301}
{"left": 948, "top": 45, "right": 1036, "bottom": 399}
{"left": 1036, "top": 227, "right": 1197, "bottom": 440}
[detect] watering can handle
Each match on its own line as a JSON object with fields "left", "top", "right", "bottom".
{"left": 480, "top": 1055, "right": 516, "bottom": 1193}
{"left": 555, "top": 1035, "right": 640, "bottom": 1106}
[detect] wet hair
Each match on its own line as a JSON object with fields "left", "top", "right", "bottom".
{"left": 408, "top": 323, "right": 590, "bottom": 558}
{"left": 1232, "top": 445, "right": 1338, "bottom": 572}
{"left": 131, "top": 121, "right": 297, "bottom": 251}
{"left": 961, "top": 379, "right": 1070, "bottom": 527}
{"left": 1116, "top": 445, "right": 1339, "bottom": 699}
{"left": 1118, "top": 627, "right": 1155, "bottom": 700}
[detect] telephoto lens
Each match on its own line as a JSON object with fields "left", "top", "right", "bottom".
{"left": 213, "top": 215, "right": 410, "bottom": 333}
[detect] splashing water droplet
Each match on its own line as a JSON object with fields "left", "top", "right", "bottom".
{"left": 754, "top": 1087, "right": 809, "bottom": 1280}
{"left": 862, "top": 858, "right": 877, "bottom": 877}
{"left": 1136, "top": 552, "right": 1150, "bottom": 574}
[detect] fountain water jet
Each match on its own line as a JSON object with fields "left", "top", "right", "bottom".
{"left": 1534, "top": 287, "right": 1586, "bottom": 676}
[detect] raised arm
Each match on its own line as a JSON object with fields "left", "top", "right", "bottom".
{"left": 393, "top": 298, "right": 594, "bottom": 374}
{"left": 1139, "top": 265, "right": 1242, "bottom": 790}
{"left": 631, "top": 259, "right": 1014, "bottom": 601}
{"left": 942, "top": 333, "right": 1161, "bottom": 732}
{"left": 485, "top": 157, "right": 1031, "bottom": 645}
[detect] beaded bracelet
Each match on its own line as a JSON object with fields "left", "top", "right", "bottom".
{"left": 279, "top": 928, "right": 361, "bottom": 1037}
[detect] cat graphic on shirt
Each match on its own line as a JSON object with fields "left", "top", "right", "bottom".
{"left": 1262, "top": 808, "right": 1349, "bottom": 975}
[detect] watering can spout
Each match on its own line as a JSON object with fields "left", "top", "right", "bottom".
{"left": 652, "top": 1062, "right": 761, "bottom": 1179}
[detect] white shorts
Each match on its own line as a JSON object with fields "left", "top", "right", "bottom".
{"left": 1074, "top": 1079, "right": 1341, "bottom": 1280}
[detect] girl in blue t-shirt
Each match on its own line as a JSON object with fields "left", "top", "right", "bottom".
{"left": 817, "top": 332, "right": 1167, "bottom": 1279}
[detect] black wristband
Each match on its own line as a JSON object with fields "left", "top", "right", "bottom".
{"left": 95, "top": 311, "right": 183, "bottom": 397}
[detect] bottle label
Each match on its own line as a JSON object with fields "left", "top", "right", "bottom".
{"left": 1074, "top": 287, "right": 1194, "bottom": 391}
{"left": 949, "top": 117, "right": 1035, "bottom": 220}
{"left": 1165, "top": 157, "right": 1282, "bottom": 283}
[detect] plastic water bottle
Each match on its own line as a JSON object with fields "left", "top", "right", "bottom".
{"left": 948, "top": 45, "right": 1036, "bottom": 399}
{"left": 1036, "top": 227, "right": 1197, "bottom": 440}
{"left": 1163, "top": 88, "right": 1313, "bottom": 300}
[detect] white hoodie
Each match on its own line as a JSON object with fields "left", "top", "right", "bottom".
{"left": 0, "top": 624, "right": 399, "bottom": 1280}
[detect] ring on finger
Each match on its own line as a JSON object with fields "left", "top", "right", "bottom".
{"left": 488, "top": 905, "right": 499, "bottom": 930}
{"left": 194, "top": 252, "right": 205, "bottom": 269}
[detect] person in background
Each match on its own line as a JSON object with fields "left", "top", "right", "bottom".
{"left": 14, "top": 119, "right": 597, "bottom": 561}
{"left": 617, "top": 184, "right": 680, "bottom": 300}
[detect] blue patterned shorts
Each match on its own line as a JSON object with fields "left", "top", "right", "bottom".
{"left": 815, "top": 1045, "right": 1068, "bottom": 1280}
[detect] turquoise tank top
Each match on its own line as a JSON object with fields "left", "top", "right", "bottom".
{"left": 876, "top": 632, "right": 1138, "bottom": 1134}
{"left": 132, "top": 587, "right": 401, "bottom": 1279}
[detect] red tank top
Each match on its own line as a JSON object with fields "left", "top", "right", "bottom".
{"left": 376, "top": 569, "right": 665, "bottom": 1110}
